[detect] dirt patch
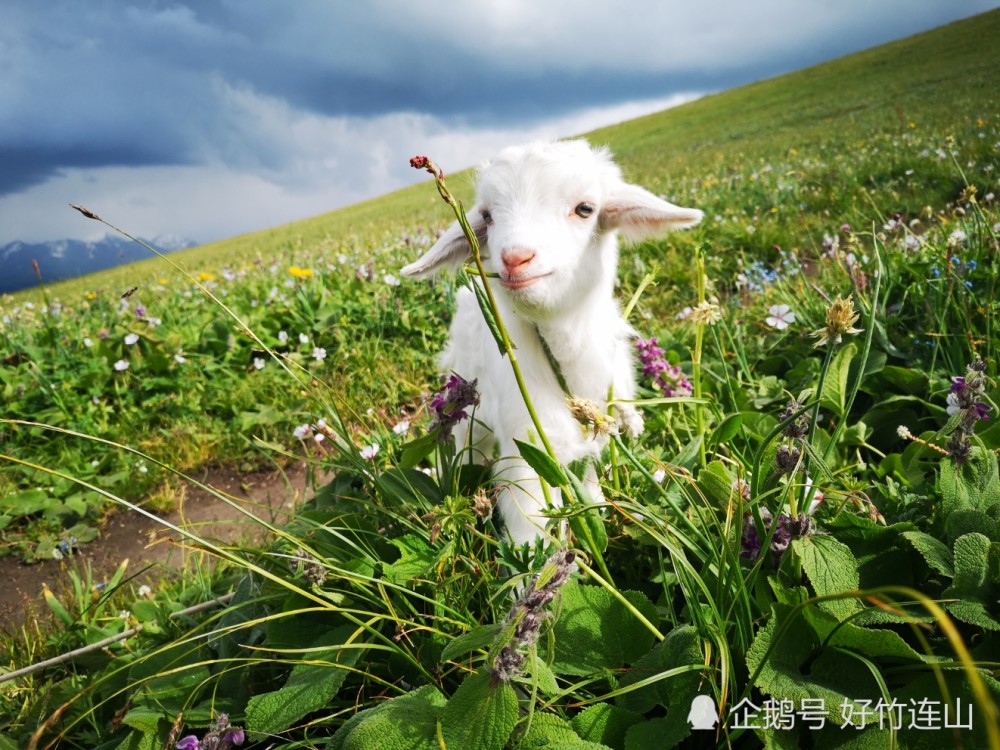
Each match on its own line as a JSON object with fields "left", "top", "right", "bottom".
{"left": 0, "top": 462, "right": 324, "bottom": 632}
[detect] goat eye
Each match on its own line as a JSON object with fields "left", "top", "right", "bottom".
{"left": 480, "top": 209, "right": 493, "bottom": 225}
{"left": 574, "top": 202, "right": 595, "bottom": 219}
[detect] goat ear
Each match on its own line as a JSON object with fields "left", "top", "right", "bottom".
{"left": 401, "top": 209, "right": 489, "bottom": 279}
{"left": 601, "top": 183, "right": 703, "bottom": 243}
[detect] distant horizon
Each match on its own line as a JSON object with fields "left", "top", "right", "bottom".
{"left": 2, "top": 1, "right": 997, "bottom": 248}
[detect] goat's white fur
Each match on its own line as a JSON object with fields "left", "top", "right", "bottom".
{"left": 402, "top": 140, "right": 702, "bottom": 547}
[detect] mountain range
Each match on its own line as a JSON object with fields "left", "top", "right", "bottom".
{"left": 0, "top": 234, "right": 196, "bottom": 295}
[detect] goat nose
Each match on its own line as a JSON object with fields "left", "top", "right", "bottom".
{"left": 501, "top": 247, "right": 536, "bottom": 271}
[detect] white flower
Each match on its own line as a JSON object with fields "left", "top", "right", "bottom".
{"left": 278, "top": 330, "right": 288, "bottom": 343}
{"left": 253, "top": 357, "right": 266, "bottom": 370}
{"left": 83, "top": 337, "right": 93, "bottom": 347}
{"left": 137, "top": 584, "right": 152, "bottom": 598}
{"left": 765, "top": 304, "right": 796, "bottom": 330}
{"left": 312, "top": 346, "right": 327, "bottom": 361}
{"left": 174, "top": 351, "right": 187, "bottom": 364}
{"left": 138, "top": 463, "right": 148, "bottom": 474}
{"left": 360, "top": 443, "right": 380, "bottom": 461}
{"left": 124, "top": 333, "right": 139, "bottom": 346}
{"left": 652, "top": 468, "right": 666, "bottom": 484}
{"left": 118, "top": 610, "right": 131, "bottom": 621}
{"left": 383, "top": 273, "right": 401, "bottom": 287}
{"left": 299, "top": 332, "right": 309, "bottom": 344}
{"left": 946, "top": 391, "right": 961, "bottom": 416}
{"left": 317, "top": 418, "right": 327, "bottom": 430}
{"left": 392, "top": 420, "right": 411, "bottom": 436}
{"left": 113, "top": 359, "right": 130, "bottom": 371}
{"left": 948, "top": 229, "right": 967, "bottom": 247}
{"left": 293, "top": 424, "right": 311, "bottom": 440}
{"left": 314, "top": 432, "right": 325, "bottom": 444}
{"left": 675, "top": 306, "right": 693, "bottom": 321}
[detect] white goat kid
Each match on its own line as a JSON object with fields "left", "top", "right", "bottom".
{"left": 402, "top": 140, "right": 702, "bottom": 547}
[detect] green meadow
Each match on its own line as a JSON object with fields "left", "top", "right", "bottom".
{"left": 2, "top": 9, "right": 999, "bottom": 749}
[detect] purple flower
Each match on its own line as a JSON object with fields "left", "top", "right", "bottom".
{"left": 740, "top": 509, "right": 811, "bottom": 566}
{"left": 635, "top": 337, "right": 692, "bottom": 397}
{"left": 176, "top": 737, "right": 200, "bottom": 750}
{"left": 429, "top": 373, "right": 479, "bottom": 440}
{"left": 134, "top": 304, "right": 147, "bottom": 318}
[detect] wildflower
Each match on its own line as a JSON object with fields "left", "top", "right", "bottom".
{"left": 383, "top": 273, "right": 401, "bottom": 287}
{"left": 312, "top": 346, "right": 327, "bottom": 361}
{"left": 765, "top": 304, "right": 796, "bottom": 330}
{"left": 278, "top": 330, "right": 288, "bottom": 344}
{"left": 811, "top": 294, "right": 862, "bottom": 348}
{"left": 293, "top": 548, "right": 328, "bottom": 585}
{"left": 360, "top": 443, "right": 380, "bottom": 461}
{"left": 253, "top": 357, "right": 265, "bottom": 370}
{"left": 288, "top": 265, "right": 314, "bottom": 279}
{"left": 653, "top": 468, "right": 666, "bottom": 484}
{"left": 567, "top": 397, "right": 617, "bottom": 436}
{"left": 134, "top": 304, "right": 147, "bottom": 318}
{"left": 392, "top": 420, "right": 411, "bottom": 436}
{"left": 174, "top": 351, "right": 187, "bottom": 364}
{"left": 83, "top": 337, "right": 93, "bottom": 347}
{"left": 113, "top": 359, "right": 129, "bottom": 372}
{"left": 688, "top": 300, "right": 722, "bottom": 325}
{"left": 944, "top": 360, "right": 992, "bottom": 465}
{"left": 124, "top": 333, "right": 139, "bottom": 346}
{"left": 774, "top": 444, "right": 802, "bottom": 474}
{"left": 948, "top": 229, "right": 968, "bottom": 247}
{"left": 490, "top": 550, "right": 577, "bottom": 682}
{"left": 299, "top": 332, "right": 309, "bottom": 344}
{"left": 779, "top": 399, "right": 810, "bottom": 440}
{"left": 634, "top": 337, "right": 693, "bottom": 397}
{"left": 429, "top": 373, "right": 480, "bottom": 440}
{"left": 138, "top": 584, "right": 152, "bottom": 598}
{"left": 293, "top": 424, "right": 311, "bottom": 440}
{"left": 175, "top": 713, "right": 244, "bottom": 750}
{"left": 741, "top": 508, "right": 811, "bottom": 566}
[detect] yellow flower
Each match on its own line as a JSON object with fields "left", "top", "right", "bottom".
{"left": 288, "top": 266, "right": 314, "bottom": 279}
{"left": 198, "top": 271, "right": 217, "bottom": 282}
{"left": 811, "top": 294, "right": 863, "bottom": 348}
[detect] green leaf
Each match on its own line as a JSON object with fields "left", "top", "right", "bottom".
{"left": 384, "top": 534, "right": 436, "bottom": 583}
{"left": 792, "top": 535, "right": 862, "bottom": 620}
{"left": 519, "top": 713, "right": 582, "bottom": 746}
{"left": 900, "top": 530, "right": 954, "bottom": 577}
{"left": 120, "top": 708, "right": 165, "bottom": 734}
{"left": 246, "top": 626, "right": 366, "bottom": 736}
{"left": 624, "top": 718, "right": 683, "bottom": 750}
{"left": 572, "top": 704, "right": 643, "bottom": 750}
{"left": 694, "top": 461, "right": 737, "bottom": 510}
{"left": 332, "top": 685, "right": 446, "bottom": 750}
{"left": 515, "top": 439, "right": 568, "bottom": 487}
{"left": 942, "top": 532, "right": 1000, "bottom": 630}
{"left": 441, "top": 669, "right": 518, "bottom": 750}
{"left": 820, "top": 341, "right": 857, "bottom": 417}
{"left": 549, "top": 581, "right": 657, "bottom": 676}
{"left": 707, "top": 413, "right": 742, "bottom": 449}
{"left": 440, "top": 624, "right": 502, "bottom": 663}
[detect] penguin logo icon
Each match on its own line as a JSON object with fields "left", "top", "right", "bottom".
{"left": 687, "top": 694, "right": 719, "bottom": 730}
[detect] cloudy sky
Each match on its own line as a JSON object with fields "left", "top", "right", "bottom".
{"left": 2, "top": 1, "right": 997, "bottom": 247}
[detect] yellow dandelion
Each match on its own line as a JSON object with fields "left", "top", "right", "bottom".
{"left": 198, "top": 271, "right": 217, "bottom": 282}
{"left": 288, "top": 266, "right": 314, "bottom": 279}
{"left": 811, "top": 294, "right": 863, "bottom": 348}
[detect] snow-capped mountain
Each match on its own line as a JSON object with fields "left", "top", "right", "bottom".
{"left": 0, "top": 234, "right": 197, "bottom": 294}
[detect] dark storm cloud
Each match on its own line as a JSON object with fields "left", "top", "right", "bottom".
{"left": 2, "top": 0, "right": 998, "bottom": 243}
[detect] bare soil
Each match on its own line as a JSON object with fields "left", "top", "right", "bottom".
{"left": 0, "top": 462, "right": 322, "bottom": 632}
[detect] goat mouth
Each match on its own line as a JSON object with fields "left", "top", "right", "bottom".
{"left": 500, "top": 273, "right": 550, "bottom": 290}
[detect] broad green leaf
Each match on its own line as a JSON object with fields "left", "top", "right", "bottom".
{"left": 707, "top": 413, "right": 742, "bottom": 449}
{"left": 332, "top": 685, "right": 446, "bottom": 750}
{"left": 820, "top": 341, "right": 857, "bottom": 417}
{"left": 441, "top": 669, "right": 518, "bottom": 750}
{"left": 572, "top": 703, "right": 643, "bottom": 750}
{"left": 246, "top": 626, "right": 366, "bottom": 736}
{"left": 792, "top": 535, "right": 862, "bottom": 620}
{"left": 625, "top": 717, "right": 689, "bottom": 750}
{"left": 120, "top": 708, "right": 165, "bottom": 734}
{"left": 747, "top": 604, "right": 879, "bottom": 727}
{"left": 694, "top": 461, "right": 737, "bottom": 510}
{"left": 549, "top": 581, "right": 657, "bottom": 676}
{"left": 900, "top": 530, "right": 954, "bottom": 577}
{"left": 440, "top": 623, "right": 502, "bottom": 663}
{"left": 801, "top": 607, "right": 930, "bottom": 662}
{"left": 519, "top": 713, "right": 581, "bottom": 746}
{"left": 384, "top": 533, "right": 436, "bottom": 583}
{"left": 515, "top": 438, "right": 568, "bottom": 487}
